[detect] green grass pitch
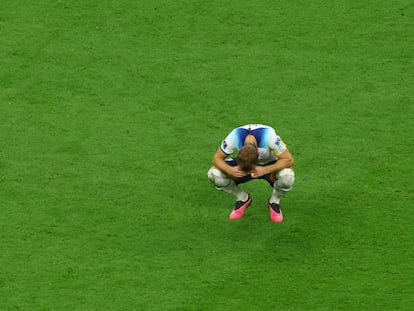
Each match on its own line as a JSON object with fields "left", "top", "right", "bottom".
{"left": 1, "top": 0, "right": 413, "bottom": 310}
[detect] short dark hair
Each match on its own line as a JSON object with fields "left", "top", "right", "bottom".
{"left": 237, "top": 144, "right": 258, "bottom": 172}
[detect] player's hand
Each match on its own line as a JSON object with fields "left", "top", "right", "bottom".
{"left": 227, "top": 166, "right": 249, "bottom": 179}
{"left": 250, "top": 166, "right": 267, "bottom": 178}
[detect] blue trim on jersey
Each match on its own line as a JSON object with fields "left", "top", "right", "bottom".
{"left": 235, "top": 127, "right": 270, "bottom": 149}
{"left": 235, "top": 127, "right": 268, "bottom": 148}
{"left": 234, "top": 128, "right": 249, "bottom": 149}
{"left": 252, "top": 127, "right": 268, "bottom": 148}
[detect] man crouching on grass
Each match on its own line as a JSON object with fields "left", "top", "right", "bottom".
{"left": 207, "top": 124, "right": 295, "bottom": 223}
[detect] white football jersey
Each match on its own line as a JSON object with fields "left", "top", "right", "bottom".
{"left": 220, "top": 124, "right": 287, "bottom": 164}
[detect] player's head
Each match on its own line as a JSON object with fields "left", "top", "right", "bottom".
{"left": 237, "top": 143, "right": 258, "bottom": 172}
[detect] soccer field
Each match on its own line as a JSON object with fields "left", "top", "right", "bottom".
{"left": 1, "top": 1, "right": 413, "bottom": 310}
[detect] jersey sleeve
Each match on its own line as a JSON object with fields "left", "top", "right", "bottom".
{"left": 267, "top": 130, "right": 287, "bottom": 156}
{"left": 220, "top": 129, "right": 238, "bottom": 155}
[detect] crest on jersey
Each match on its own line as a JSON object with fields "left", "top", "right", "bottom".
{"left": 222, "top": 140, "right": 228, "bottom": 149}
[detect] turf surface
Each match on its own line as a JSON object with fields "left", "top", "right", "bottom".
{"left": 1, "top": 1, "right": 413, "bottom": 310}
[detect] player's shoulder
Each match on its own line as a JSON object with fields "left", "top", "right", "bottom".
{"left": 236, "top": 124, "right": 274, "bottom": 130}
{"left": 249, "top": 124, "right": 275, "bottom": 130}
{"left": 249, "top": 124, "right": 277, "bottom": 135}
{"left": 229, "top": 124, "right": 277, "bottom": 138}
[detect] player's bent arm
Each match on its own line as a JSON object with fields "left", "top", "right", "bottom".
{"left": 263, "top": 149, "right": 294, "bottom": 175}
{"left": 212, "top": 149, "right": 247, "bottom": 179}
{"left": 212, "top": 148, "right": 231, "bottom": 174}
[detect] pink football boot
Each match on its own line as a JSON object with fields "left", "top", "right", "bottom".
{"left": 229, "top": 196, "right": 252, "bottom": 220}
{"left": 268, "top": 201, "right": 283, "bottom": 223}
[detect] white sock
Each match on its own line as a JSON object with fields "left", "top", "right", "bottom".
{"left": 269, "top": 189, "right": 284, "bottom": 204}
{"left": 222, "top": 180, "right": 249, "bottom": 202}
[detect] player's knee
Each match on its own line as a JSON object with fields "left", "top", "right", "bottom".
{"left": 274, "top": 168, "right": 295, "bottom": 192}
{"left": 207, "top": 167, "right": 231, "bottom": 188}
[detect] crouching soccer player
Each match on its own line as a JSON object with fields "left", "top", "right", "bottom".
{"left": 207, "top": 124, "right": 295, "bottom": 222}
